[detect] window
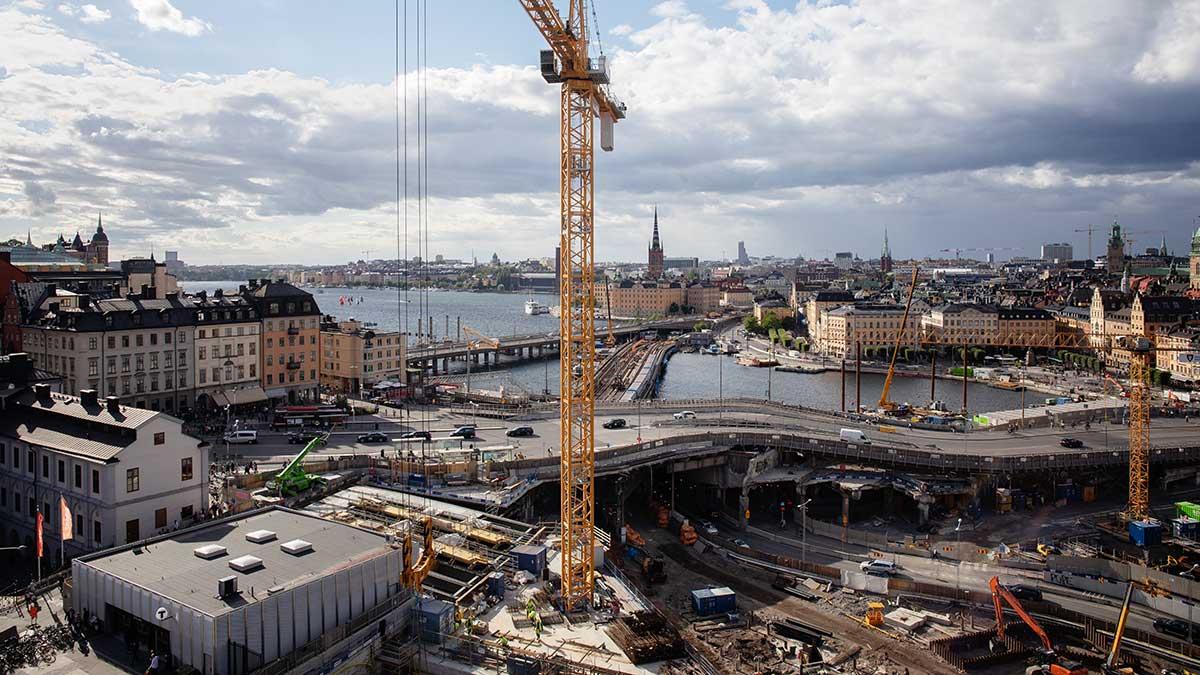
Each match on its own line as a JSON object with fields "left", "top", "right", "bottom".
{"left": 42, "top": 454, "right": 49, "bottom": 478}
{"left": 75, "top": 514, "right": 83, "bottom": 538}
{"left": 57, "top": 459, "right": 64, "bottom": 482}
{"left": 250, "top": 364, "right": 256, "bottom": 377}
{"left": 150, "top": 353, "right": 158, "bottom": 370}
{"left": 89, "top": 337, "right": 97, "bottom": 350}
{"left": 199, "top": 370, "right": 206, "bottom": 384}
{"left": 249, "top": 342, "right": 256, "bottom": 355}
{"left": 125, "top": 467, "right": 140, "bottom": 493}
{"left": 178, "top": 350, "right": 186, "bottom": 366}
{"left": 14, "top": 492, "right": 20, "bottom": 513}
{"left": 155, "top": 508, "right": 167, "bottom": 529}
{"left": 92, "top": 469, "right": 99, "bottom": 494}
{"left": 198, "top": 346, "right": 206, "bottom": 360}
{"left": 164, "top": 351, "right": 172, "bottom": 368}
{"left": 28, "top": 497, "right": 35, "bottom": 517}
{"left": 181, "top": 505, "right": 193, "bottom": 520}
{"left": 121, "top": 355, "right": 130, "bottom": 372}
{"left": 107, "top": 336, "right": 115, "bottom": 349}
{"left": 149, "top": 376, "right": 158, "bottom": 392}
{"left": 164, "top": 332, "right": 172, "bottom": 344}
{"left": 121, "top": 335, "right": 129, "bottom": 348}
{"left": 150, "top": 333, "right": 157, "bottom": 345}
{"left": 135, "top": 355, "right": 143, "bottom": 371}
{"left": 181, "top": 457, "right": 192, "bottom": 481}
{"left": 93, "top": 520, "right": 101, "bottom": 542}
{"left": 11, "top": 447, "right": 17, "bottom": 469}
{"left": 267, "top": 374, "right": 273, "bottom": 384}
{"left": 0, "top": 487, "right": 5, "bottom": 508}
{"left": 178, "top": 372, "right": 186, "bottom": 386}
{"left": 154, "top": 432, "right": 166, "bottom": 446}
{"left": 125, "top": 519, "right": 139, "bottom": 542}
{"left": 74, "top": 464, "right": 81, "bottom": 488}
{"left": 135, "top": 379, "right": 144, "bottom": 393}
{"left": 199, "top": 329, "right": 206, "bottom": 339}
{"left": 135, "top": 334, "right": 143, "bottom": 347}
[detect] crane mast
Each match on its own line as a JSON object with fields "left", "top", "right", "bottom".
{"left": 518, "top": 0, "right": 625, "bottom": 610}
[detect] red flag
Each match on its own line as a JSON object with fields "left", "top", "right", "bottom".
{"left": 35, "top": 511, "right": 43, "bottom": 558}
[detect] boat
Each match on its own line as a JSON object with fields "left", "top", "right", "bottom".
{"left": 737, "top": 356, "right": 779, "bottom": 368}
{"left": 524, "top": 299, "right": 550, "bottom": 315}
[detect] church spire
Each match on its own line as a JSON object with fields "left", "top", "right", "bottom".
{"left": 882, "top": 227, "right": 891, "bottom": 258}
{"left": 650, "top": 205, "right": 661, "bottom": 251}
{"left": 25, "top": 230, "right": 31, "bottom": 247}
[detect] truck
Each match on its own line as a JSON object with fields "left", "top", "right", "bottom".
{"left": 839, "top": 428, "right": 871, "bottom": 445}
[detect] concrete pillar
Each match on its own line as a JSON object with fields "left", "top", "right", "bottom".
{"left": 430, "top": 359, "right": 437, "bottom": 375}
{"left": 917, "top": 500, "right": 931, "bottom": 525}
{"left": 738, "top": 488, "right": 750, "bottom": 532}
{"left": 841, "top": 490, "right": 851, "bottom": 528}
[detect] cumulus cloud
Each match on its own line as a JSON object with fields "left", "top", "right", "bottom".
{"left": 0, "top": 2, "right": 1198, "bottom": 264}
{"left": 23, "top": 181, "right": 58, "bottom": 215}
{"left": 129, "top": 0, "right": 210, "bottom": 36}
{"left": 58, "top": 3, "right": 110, "bottom": 23}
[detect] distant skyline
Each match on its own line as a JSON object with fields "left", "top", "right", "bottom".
{"left": 1, "top": 0, "right": 1199, "bottom": 265}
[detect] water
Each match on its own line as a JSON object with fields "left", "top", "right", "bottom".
{"left": 180, "top": 282, "right": 558, "bottom": 342}
{"left": 494, "top": 351, "right": 1026, "bottom": 413}
{"left": 181, "top": 281, "right": 1026, "bottom": 413}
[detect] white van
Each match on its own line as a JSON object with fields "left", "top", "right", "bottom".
{"left": 223, "top": 430, "right": 258, "bottom": 445}
{"left": 839, "top": 428, "right": 870, "bottom": 445}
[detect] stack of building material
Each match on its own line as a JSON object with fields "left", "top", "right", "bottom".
{"left": 609, "top": 610, "right": 686, "bottom": 664}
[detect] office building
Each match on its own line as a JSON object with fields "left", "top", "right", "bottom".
{"left": 1040, "top": 243, "right": 1073, "bottom": 262}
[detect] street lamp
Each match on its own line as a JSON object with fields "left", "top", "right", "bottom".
{"left": 955, "top": 517, "right": 963, "bottom": 598}
{"left": 0, "top": 545, "right": 26, "bottom": 552}
{"left": 796, "top": 499, "right": 812, "bottom": 565}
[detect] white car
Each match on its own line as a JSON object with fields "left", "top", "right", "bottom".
{"left": 697, "top": 520, "right": 718, "bottom": 535}
{"left": 223, "top": 430, "right": 258, "bottom": 445}
{"left": 859, "top": 559, "right": 899, "bottom": 576}
{"left": 673, "top": 410, "right": 697, "bottom": 420}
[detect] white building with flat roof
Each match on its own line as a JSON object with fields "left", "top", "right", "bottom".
{"left": 72, "top": 507, "right": 414, "bottom": 675}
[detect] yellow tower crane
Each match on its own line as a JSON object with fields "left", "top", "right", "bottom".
{"left": 878, "top": 265, "right": 920, "bottom": 412}
{"left": 518, "top": 0, "right": 626, "bottom": 610}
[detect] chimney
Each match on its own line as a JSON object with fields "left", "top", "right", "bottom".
{"left": 214, "top": 288, "right": 223, "bottom": 298}
{"left": 33, "top": 383, "right": 51, "bottom": 404}
{"left": 0, "top": 251, "right": 9, "bottom": 264}
{"left": 80, "top": 389, "right": 99, "bottom": 407}
{"left": 77, "top": 293, "right": 90, "bottom": 310}
{"left": 105, "top": 395, "right": 121, "bottom": 416}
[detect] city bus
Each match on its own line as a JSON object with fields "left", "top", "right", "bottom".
{"left": 270, "top": 405, "right": 348, "bottom": 430}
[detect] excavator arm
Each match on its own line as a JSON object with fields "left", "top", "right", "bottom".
{"left": 402, "top": 517, "right": 437, "bottom": 591}
{"left": 990, "top": 576, "right": 1052, "bottom": 652}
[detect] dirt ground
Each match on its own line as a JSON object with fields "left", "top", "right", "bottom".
{"left": 631, "top": 525, "right": 964, "bottom": 675}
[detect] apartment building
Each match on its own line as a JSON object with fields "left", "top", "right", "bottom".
{"left": 604, "top": 281, "right": 685, "bottom": 318}
{"left": 804, "top": 290, "right": 854, "bottom": 345}
{"left": 192, "top": 290, "right": 266, "bottom": 409}
{"left": 241, "top": 279, "right": 321, "bottom": 404}
{"left": 997, "top": 307, "right": 1055, "bottom": 344}
{"left": 319, "top": 318, "right": 406, "bottom": 395}
{"left": 920, "top": 304, "right": 999, "bottom": 345}
{"left": 21, "top": 288, "right": 196, "bottom": 413}
{"left": 818, "top": 303, "right": 917, "bottom": 359}
{"left": 0, "top": 369, "right": 209, "bottom": 557}
{"left": 1131, "top": 295, "right": 1195, "bottom": 369}
{"left": 1158, "top": 327, "right": 1200, "bottom": 384}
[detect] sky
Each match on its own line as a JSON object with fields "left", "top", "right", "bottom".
{"left": 1, "top": 0, "right": 1199, "bottom": 266}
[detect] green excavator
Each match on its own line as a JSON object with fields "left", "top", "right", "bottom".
{"left": 268, "top": 433, "right": 328, "bottom": 497}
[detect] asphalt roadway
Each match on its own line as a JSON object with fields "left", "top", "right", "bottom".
{"left": 218, "top": 401, "right": 1200, "bottom": 468}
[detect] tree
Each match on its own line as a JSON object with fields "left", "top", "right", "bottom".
{"left": 743, "top": 315, "right": 761, "bottom": 334}
{"left": 668, "top": 302, "right": 680, "bottom": 315}
{"left": 693, "top": 320, "right": 712, "bottom": 332}
{"left": 761, "top": 313, "right": 784, "bottom": 332}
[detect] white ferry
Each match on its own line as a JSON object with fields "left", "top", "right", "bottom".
{"left": 524, "top": 299, "right": 550, "bottom": 315}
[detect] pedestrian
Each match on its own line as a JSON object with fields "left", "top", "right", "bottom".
{"left": 146, "top": 649, "right": 161, "bottom": 674}
{"left": 28, "top": 602, "right": 38, "bottom": 625}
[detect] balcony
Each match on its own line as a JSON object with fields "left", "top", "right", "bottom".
{"left": 287, "top": 326, "right": 301, "bottom": 336}
{"left": 286, "top": 361, "right": 301, "bottom": 370}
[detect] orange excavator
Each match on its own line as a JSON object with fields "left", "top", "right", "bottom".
{"left": 989, "top": 576, "right": 1086, "bottom": 675}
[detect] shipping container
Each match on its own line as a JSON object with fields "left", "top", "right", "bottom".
{"left": 1177, "top": 502, "right": 1200, "bottom": 521}
{"left": 691, "top": 587, "right": 737, "bottom": 616}
{"left": 507, "top": 655, "right": 543, "bottom": 675}
{"left": 511, "top": 545, "right": 548, "bottom": 574}
{"left": 418, "top": 598, "right": 454, "bottom": 644}
{"left": 1129, "top": 520, "right": 1163, "bottom": 547}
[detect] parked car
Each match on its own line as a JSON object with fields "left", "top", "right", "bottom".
{"left": 1153, "top": 617, "right": 1199, "bottom": 642}
{"left": 732, "top": 538, "right": 751, "bottom": 549}
{"left": 399, "top": 430, "right": 431, "bottom": 441}
{"left": 357, "top": 432, "right": 389, "bottom": 443}
{"left": 859, "top": 560, "right": 899, "bottom": 576}
{"left": 1003, "top": 584, "right": 1043, "bottom": 602}
{"left": 1059, "top": 437, "right": 1084, "bottom": 449}
{"left": 697, "top": 520, "right": 718, "bottom": 535}
{"left": 450, "top": 425, "right": 477, "bottom": 439}
{"left": 223, "top": 430, "right": 258, "bottom": 445}
{"left": 602, "top": 418, "right": 627, "bottom": 429}
{"left": 673, "top": 410, "right": 697, "bottom": 420}
{"left": 506, "top": 426, "right": 534, "bottom": 438}
{"left": 288, "top": 431, "right": 321, "bottom": 445}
